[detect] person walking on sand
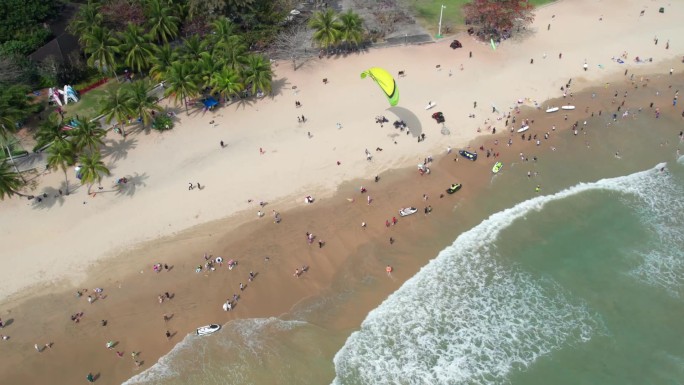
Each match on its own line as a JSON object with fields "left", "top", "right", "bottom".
{"left": 35, "top": 343, "right": 42, "bottom": 352}
{"left": 87, "top": 373, "right": 95, "bottom": 383}
{"left": 367, "top": 195, "right": 372, "bottom": 205}
{"left": 165, "top": 330, "right": 171, "bottom": 340}
{"left": 188, "top": 182, "right": 194, "bottom": 190}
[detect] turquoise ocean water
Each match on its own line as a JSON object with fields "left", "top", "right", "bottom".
{"left": 332, "top": 158, "right": 684, "bottom": 385}
{"left": 123, "top": 155, "right": 684, "bottom": 385}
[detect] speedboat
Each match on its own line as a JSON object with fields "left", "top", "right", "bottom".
{"left": 399, "top": 207, "right": 418, "bottom": 217}
{"left": 196, "top": 324, "right": 221, "bottom": 336}
{"left": 458, "top": 150, "right": 477, "bottom": 161}
{"left": 446, "top": 183, "right": 462, "bottom": 194}
{"left": 492, "top": 161, "right": 503, "bottom": 173}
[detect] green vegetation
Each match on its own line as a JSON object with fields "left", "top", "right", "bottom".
{"left": 63, "top": 81, "right": 119, "bottom": 119}
{"left": 403, "top": 0, "right": 555, "bottom": 35}
{"left": 152, "top": 114, "right": 174, "bottom": 132}
{"left": 308, "top": 9, "right": 365, "bottom": 50}
{"left": 0, "top": 0, "right": 60, "bottom": 55}
{"left": 0, "top": 159, "right": 27, "bottom": 199}
{"left": 0, "top": 0, "right": 371, "bottom": 199}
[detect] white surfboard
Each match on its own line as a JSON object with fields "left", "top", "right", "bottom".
{"left": 546, "top": 107, "right": 559, "bottom": 113}
{"left": 517, "top": 125, "right": 530, "bottom": 133}
{"left": 561, "top": 105, "right": 576, "bottom": 110}
{"left": 425, "top": 102, "right": 437, "bottom": 110}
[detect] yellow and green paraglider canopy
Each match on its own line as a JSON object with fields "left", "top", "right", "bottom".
{"left": 360, "top": 67, "right": 399, "bottom": 106}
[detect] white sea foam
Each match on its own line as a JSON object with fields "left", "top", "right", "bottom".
{"left": 616, "top": 164, "right": 684, "bottom": 297}
{"left": 123, "top": 317, "right": 306, "bottom": 385}
{"left": 331, "top": 164, "right": 672, "bottom": 385}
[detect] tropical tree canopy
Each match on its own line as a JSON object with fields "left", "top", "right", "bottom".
{"left": 100, "top": 85, "right": 133, "bottom": 129}
{"left": 163, "top": 61, "right": 199, "bottom": 113}
{"left": 149, "top": 44, "right": 178, "bottom": 82}
{"left": 46, "top": 140, "right": 76, "bottom": 194}
{"left": 0, "top": 159, "right": 25, "bottom": 199}
{"left": 78, "top": 151, "right": 110, "bottom": 192}
{"left": 118, "top": 23, "right": 154, "bottom": 73}
{"left": 81, "top": 26, "right": 119, "bottom": 76}
{"left": 68, "top": 1, "right": 103, "bottom": 37}
{"left": 70, "top": 117, "right": 106, "bottom": 153}
{"left": 308, "top": 9, "right": 341, "bottom": 49}
{"left": 337, "top": 10, "right": 364, "bottom": 47}
{"left": 462, "top": 0, "right": 535, "bottom": 40}
{"left": 145, "top": 0, "right": 180, "bottom": 44}
{"left": 242, "top": 54, "right": 273, "bottom": 95}
{"left": 127, "top": 80, "right": 163, "bottom": 128}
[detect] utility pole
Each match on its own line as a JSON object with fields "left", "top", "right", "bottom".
{"left": 437, "top": 5, "right": 446, "bottom": 38}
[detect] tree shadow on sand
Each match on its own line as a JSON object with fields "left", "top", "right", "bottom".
{"left": 101, "top": 137, "right": 138, "bottom": 163}
{"left": 30, "top": 184, "right": 75, "bottom": 210}
{"left": 114, "top": 172, "right": 148, "bottom": 198}
{"left": 268, "top": 77, "right": 290, "bottom": 98}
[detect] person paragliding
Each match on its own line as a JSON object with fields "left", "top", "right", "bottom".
{"left": 361, "top": 67, "right": 399, "bottom": 106}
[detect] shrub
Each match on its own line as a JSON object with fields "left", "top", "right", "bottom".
{"left": 152, "top": 114, "right": 174, "bottom": 132}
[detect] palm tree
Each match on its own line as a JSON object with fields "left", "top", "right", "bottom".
{"left": 146, "top": 0, "right": 180, "bottom": 44}
{"left": 46, "top": 141, "right": 76, "bottom": 195}
{"left": 78, "top": 151, "right": 110, "bottom": 194}
{"left": 70, "top": 117, "right": 106, "bottom": 154}
{"left": 127, "top": 80, "right": 163, "bottom": 129}
{"left": 220, "top": 36, "right": 248, "bottom": 71}
{"left": 308, "top": 9, "right": 341, "bottom": 50}
{"left": 68, "top": 1, "right": 103, "bottom": 38}
{"left": 209, "top": 17, "right": 236, "bottom": 49}
{"left": 164, "top": 61, "right": 199, "bottom": 114}
{"left": 209, "top": 67, "right": 243, "bottom": 101}
{"left": 180, "top": 35, "right": 205, "bottom": 62}
{"left": 149, "top": 44, "right": 178, "bottom": 82}
{"left": 118, "top": 23, "right": 155, "bottom": 74}
{"left": 242, "top": 55, "right": 273, "bottom": 95}
{"left": 337, "top": 10, "right": 364, "bottom": 47}
{"left": 81, "top": 26, "right": 119, "bottom": 80}
{"left": 33, "top": 114, "right": 67, "bottom": 151}
{"left": 197, "top": 52, "right": 224, "bottom": 90}
{"left": 101, "top": 86, "right": 133, "bottom": 136}
{"left": 0, "top": 159, "right": 25, "bottom": 200}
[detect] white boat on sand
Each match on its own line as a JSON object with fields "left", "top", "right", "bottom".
{"left": 196, "top": 324, "right": 221, "bottom": 336}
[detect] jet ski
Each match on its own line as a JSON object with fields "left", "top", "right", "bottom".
{"left": 458, "top": 150, "right": 477, "bottom": 161}
{"left": 492, "top": 161, "right": 503, "bottom": 173}
{"left": 446, "top": 183, "right": 462, "bottom": 194}
{"left": 399, "top": 207, "right": 418, "bottom": 217}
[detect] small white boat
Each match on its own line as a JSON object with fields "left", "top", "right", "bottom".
{"left": 196, "top": 324, "right": 221, "bottom": 336}
{"left": 561, "top": 105, "right": 576, "bottom": 110}
{"left": 425, "top": 101, "right": 437, "bottom": 110}
{"left": 546, "top": 107, "right": 559, "bottom": 113}
{"left": 399, "top": 207, "right": 418, "bottom": 217}
{"left": 517, "top": 125, "right": 530, "bottom": 133}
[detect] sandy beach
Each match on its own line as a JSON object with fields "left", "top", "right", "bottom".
{"left": 1, "top": 0, "right": 683, "bottom": 384}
